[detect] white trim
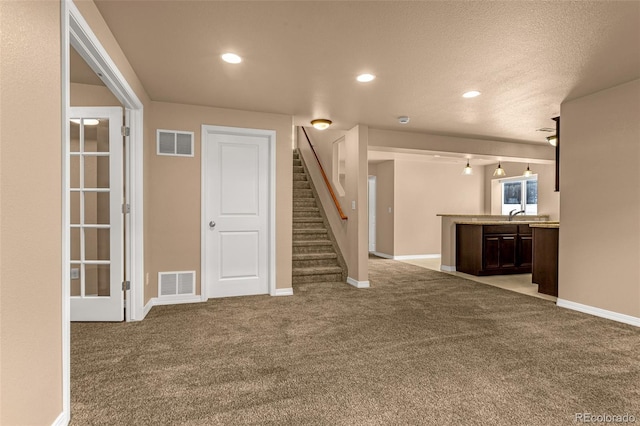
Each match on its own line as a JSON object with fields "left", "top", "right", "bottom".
{"left": 347, "top": 277, "right": 370, "bottom": 288}
{"left": 61, "top": 1, "right": 71, "bottom": 421}
{"left": 51, "top": 411, "right": 67, "bottom": 426}
{"left": 371, "top": 252, "right": 440, "bottom": 261}
{"left": 143, "top": 299, "right": 154, "bottom": 318}
{"left": 150, "top": 295, "right": 203, "bottom": 307}
{"left": 440, "top": 265, "right": 456, "bottom": 272}
{"left": 201, "top": 125, "right": 277, "bottom": 299}
{"left": 142, "top": 295, "right": 205, "bottom": 317}
{"left": 129, "top": 108, "right": 145, "bottom": 321}
{"left": 556, "top": 299, "right": 640, "bottom": 327}
{"left": 371, "top": 251, "right": 393, "bottom": 259}
{"left": 394, "top": 254, "right": 440, "bottom": 260}
{"left": 273, "top": 287, "right": 294, "bottom": 296}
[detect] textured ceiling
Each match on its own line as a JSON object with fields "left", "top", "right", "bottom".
{"left": 93, "top": 0, "right": 640, "bottom": 144}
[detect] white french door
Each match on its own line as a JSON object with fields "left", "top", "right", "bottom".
{"left": 69, "top": 107, "right": 124, "bottom": 321}
{"left": 202, "top": 126, "right": 272, "bottom": 298}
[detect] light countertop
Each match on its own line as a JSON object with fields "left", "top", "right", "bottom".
{"left": 529, "top": 222, "right": 560, "bottom": 229}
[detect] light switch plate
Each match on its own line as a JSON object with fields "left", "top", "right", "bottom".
{"left": 351, "top": 201, "right": 356, "bottom": 210}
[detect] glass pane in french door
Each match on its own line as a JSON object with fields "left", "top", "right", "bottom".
{"left": 69, "top": 117, "right": 112, "bottom": 298}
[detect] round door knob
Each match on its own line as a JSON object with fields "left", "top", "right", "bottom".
{"left": 209, "top": 221, "right": 216, "bottom": 229}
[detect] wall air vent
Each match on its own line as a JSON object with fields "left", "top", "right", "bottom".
{"left": 158, "top": 271, "right": 196, "bottom": 298}
{"left": 157, "top": 129, "right": 194, "bottom": 157}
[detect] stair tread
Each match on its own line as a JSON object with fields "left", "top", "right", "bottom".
{"left": 293, "top": 217, "right": 323, "bottom": 222}
{"left": 293, "top": 228, "right": 327, "bottom": 233}
{"left": 292, "top": 240, "right": 332, "bottom": 246}
{"left": 292, "top": 266, "right": 343, "bottom": 275}
{"left": 293, "top": 253, "right": 337, "bottom": 260}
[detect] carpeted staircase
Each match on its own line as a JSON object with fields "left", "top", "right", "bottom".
{"left": 292, "top": 150, "right": 346, "bottom": 284}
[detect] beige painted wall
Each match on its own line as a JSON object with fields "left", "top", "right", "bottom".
{"left": 147, "top": 101, "right": 293, "bottom": 301}
{"left": 0, "top": 1, "right": 63, "bottom": 423}
{"left": 373, "top": 161, "right": 395, "bottom": 255}
{"left": 483, "top": 161, "right": 559, "bottom": 220}
{"left": 71, "top": 82, "right": 121, "bottom": 106}
{"left": 559, "top": 79, "right": 640, "bottom": 318}
{"left": 393, "top": 160, "right": 485, "bottom": 256}
{"left": 345, "top": 125, "right": 369, "bottom": 282}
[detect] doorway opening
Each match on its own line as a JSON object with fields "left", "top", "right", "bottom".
{"left": 368, "top": 175, "right": 377, "bottom": 253}
{"left": 63, "top": 0, "right": 145, "bottom": 421}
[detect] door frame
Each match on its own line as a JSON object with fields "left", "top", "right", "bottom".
{"left": 201, "top": 125, "right": 276, "bottom": 300}
{"left": 368, "top": 175, "right": 377, "bottom": 252}
{"left": 62, "top": 0, "right": 145, "bottom": 422}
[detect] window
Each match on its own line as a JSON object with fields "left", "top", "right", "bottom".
{"left": 501, "top": 177, "right": 537, "bottom": 215}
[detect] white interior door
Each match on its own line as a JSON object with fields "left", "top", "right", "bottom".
{"left": 204, "top": 127, "right": 270, "bottom": 298}
{"left": 368, "top": 176, "right": 376, "bottom": 252}
{"left": 69, "top": 107, "right": 124, "bottom": 321}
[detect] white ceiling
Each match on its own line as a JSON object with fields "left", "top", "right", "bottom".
{"left": 92, "top": 1, "right": 639, "bottom": 144}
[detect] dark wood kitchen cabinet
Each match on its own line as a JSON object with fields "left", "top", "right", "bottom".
{"left": 456, "top": 223, "right": 533, "bottom": 276}
{"left": 532, "top": 226, "right": 559, "bottom": 297}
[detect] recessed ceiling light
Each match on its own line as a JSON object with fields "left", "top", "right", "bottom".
{"left": 221, "top": 53, "right": 242, "bottom": 64}
{"left": 398, "top": 116, "right": 410, "bottom": 124}
{"left": 356, "top": 73, "right": 376, "bottom": 83}
{"left": 462, "top": 90, "right": 481, "bottom": 98}
{"left": 536, "top": 127, "right": 555, "bottom": 132}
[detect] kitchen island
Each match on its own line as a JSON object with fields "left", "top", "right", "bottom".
{"left": 530, "top": 222, "right": 560, "bottom": 296}
{"left": 456, "top": 222, "right": 535, "bottom": 275}
{"left": 438, "top": 214, "right": 550, "bottom": 272}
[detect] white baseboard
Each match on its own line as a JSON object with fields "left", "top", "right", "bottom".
{"left": 440, "top": 265, "right": 456, "bottom": 272}
{"left": 372, "top": 251, "right": 440, "bottom": 261}
{"left": 347, "top": 277, "right": 370, "bottom": 288}
{"left": 51, "top": 411, "right": 68, "bottom": 426}
{"left": 556, "top": 299, "right": 640, "bottom": 327}
{"left": 143, "top": 299, "right": 153, "bottom": 318}
{"left": 272, "top": 287, "right": 294, "bottom": 296}
{"left": 394, "top": 254, "right": 441, "bottom": 260}
{"left": 371, "top": 251, "right": 393, "bottom": 259}
{"left": 143, "top": 295, "right": 204, "bottom": 317}
{"left": 153, "top": 295, "right": 203, "bottom": 306}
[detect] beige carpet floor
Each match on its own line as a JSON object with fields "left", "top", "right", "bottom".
{"left": 71, "top": 257, "right": 640, "bottom": 425}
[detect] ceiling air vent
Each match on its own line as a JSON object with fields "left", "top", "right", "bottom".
{"left": 158, "top": 271, "right": 196, "bottom": 298}
{"left": 157, "top": 129, "right": 194, "bottom": 157}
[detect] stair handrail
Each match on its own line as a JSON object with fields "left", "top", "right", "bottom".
{"left": 300, "top": 127, "right": 348, "bottom": 220}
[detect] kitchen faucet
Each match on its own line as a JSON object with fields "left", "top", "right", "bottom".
{"left": 508, "top": 209, "right": 526, "bottom": 221}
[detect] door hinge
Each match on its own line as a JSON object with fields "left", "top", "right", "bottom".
{"left": 122, "top": 203, "right": 130, "bottom": 214}
{"left": 122, "top": 281, "right": 130, "bottom": 291}
{"left": 121, "top": 126, "right": 130, "bottom": 137}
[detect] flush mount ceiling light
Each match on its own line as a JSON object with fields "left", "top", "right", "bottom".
{"left": 311, "top": 119, "right": 332, "bottom": 130}
{"left": 462, "top": 90, "right": 481, "bottom": 98}
{"left": 398, "top": 116, "right": 410, "bottom": 124}
{"left": 462, "top": 159, "right": 473, "bottom": 176}
{"left": 221, "top": 52, "right": 242, "bottom": 64}
{"left": 356, "top": 73, "right": 376, "bottom": 83}
{"left": 70, "top": 118, "right": 99, "bottom": 125}
{"left": 547, "top": 135, "right": 558, "bottom": 146}
{"left": 493, "top": 161, "right": 506, "bottom": 177}
{"left": 523, "top": 164, "right": 533, "bottom": 177}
